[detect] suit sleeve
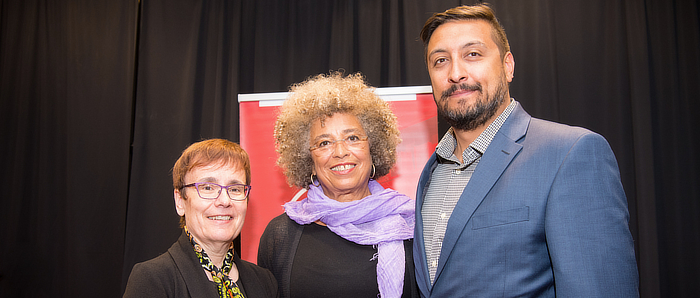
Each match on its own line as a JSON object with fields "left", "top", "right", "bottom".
{"left": 545, "top": 132, "right": 639, "bottom": 297}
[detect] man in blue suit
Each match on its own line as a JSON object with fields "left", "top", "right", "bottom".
{"left": 414, "top": 4, "right": 639, "bottom": 297}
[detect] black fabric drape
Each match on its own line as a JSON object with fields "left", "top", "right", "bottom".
{"left": 1, "top": 0, "right": 699, "bottom": 297}
{"left": 0, "top": 0, "right": 136, "bottom": 296}
{"left": 243, "top": 0, "right": 445, "bottom": 92}
{"left": 645, "top": 1, "right": 700, "bottom": 296}
{"left": 122, "top": 0, "right": 244, "bottom": 285}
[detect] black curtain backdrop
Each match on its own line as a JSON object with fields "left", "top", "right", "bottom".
{"left": 1, "top": 0, "right": 137, "bottom": 296}
{"left": 1, "top": 0, "right": 698, "bottom": 297}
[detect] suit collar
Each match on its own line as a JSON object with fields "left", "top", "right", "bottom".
{"left": 496, "top": 101, "right": 530, "bottom": 143}
{"left": 417, "top": 101, "right": 532, "bottom": 290}
{"left": 414, "top": 153, "right": 437, "bottom": 295}
{"left": 170, "top": 231, "right": 220, "bottom": 296}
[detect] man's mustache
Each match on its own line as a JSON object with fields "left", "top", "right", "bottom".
{"left": 440, "top": 83, "right": 482, "bottom": 100}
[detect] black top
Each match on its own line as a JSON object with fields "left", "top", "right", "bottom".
{"left": 290, "top": 223, "right": 379, "bottom": 297}
{"left": 258, "top": 213, "right": 418, "bottom": 298}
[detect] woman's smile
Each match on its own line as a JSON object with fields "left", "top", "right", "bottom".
{"left": 309, "top": 113, "right": 372, "bottom": 202}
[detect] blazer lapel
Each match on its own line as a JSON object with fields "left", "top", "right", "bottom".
{"left": 432, "top": 103, "right": 530, "bottom": 283}
{"left": 414, "top": 153, "right": 439, "bottom": 295}
{"left": 170, "top": 232, "right": 219, "bottom": 296}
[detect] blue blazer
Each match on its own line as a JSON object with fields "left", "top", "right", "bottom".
{"left": 413, "top": 102, "right": 639, "bottom": 297}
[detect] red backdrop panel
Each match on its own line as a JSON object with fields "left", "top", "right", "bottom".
{"left": 239, "top": 91, "right": 436, "bottom": 262}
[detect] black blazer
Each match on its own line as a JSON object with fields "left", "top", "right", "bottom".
{"left": 124, "top": 231, "right": 278, "bottom": 298}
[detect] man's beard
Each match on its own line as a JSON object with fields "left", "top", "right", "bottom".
{"left": 436, "top": 78, "right": 508, "bottom": 131}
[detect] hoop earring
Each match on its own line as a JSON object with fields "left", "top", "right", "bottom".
{"left": 370, "top": 164, "right": 376, "bottom": 179}
{"left": 310, "top": 173, "right": 319, "bottom": 187}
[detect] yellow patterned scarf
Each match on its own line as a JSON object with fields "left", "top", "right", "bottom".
{"left": 185, "top": 226, "right": 245, "bottom": 298}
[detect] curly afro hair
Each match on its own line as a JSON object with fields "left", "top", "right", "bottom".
{"left": 274, "top": 72, "right": 401, "bottom": 188}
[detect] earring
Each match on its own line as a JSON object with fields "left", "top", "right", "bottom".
{"left": 310, "top": 173, "right": 320, "bottom": 187}
{"left": 370, "top": 164, "right": 376, "bottom": 179}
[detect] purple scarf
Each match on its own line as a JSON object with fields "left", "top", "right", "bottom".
{"left": 284, "top": 180, "right": 415, "bottom": 298}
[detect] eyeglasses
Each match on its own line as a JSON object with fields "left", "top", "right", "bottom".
{"left": 309, "top": 135, "right": 368, "bottom": 155}
{"left": 183, "top": 182, "right": 251, "bottom": 201}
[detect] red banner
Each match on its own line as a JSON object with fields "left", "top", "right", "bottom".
{"left": 239, "top": 87, "right": 437, "bottom": 262}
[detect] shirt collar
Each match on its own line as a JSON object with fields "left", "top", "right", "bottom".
{"left": 435, "top": 99, "right": 517, "bottom": 163}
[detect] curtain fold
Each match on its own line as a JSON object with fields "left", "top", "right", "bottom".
{"left": 1, "top": 0, "right": 698, "bottom": 297}
{"left": 0, "top": 0, "right": 136, "bottom": 296}
{"left": 645, "top": 1, "right": 700, "bottom": 296}
{"left": 122, "top": 0, "right": 244, "bottom": 285}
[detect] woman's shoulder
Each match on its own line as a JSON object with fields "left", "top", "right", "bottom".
{"left": 236, "top": 257, "right": 279, "bottom": 297}
{"left": 262, "top": 213, "right": 300, "bottom": 235}
{"left": 237, "top": 257, "right": 274, "bottom": 279}
{"left": 131, "top": 250, "right": 178, "bottom": 275}
{"left": 123, "top": 250, "right": 181, "bottom": 297}
{"left": 258, "top": 212, "right": 303, "bottom": 268}
{"left": 270, "top": 212, "right": 294, "bottom": 224}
